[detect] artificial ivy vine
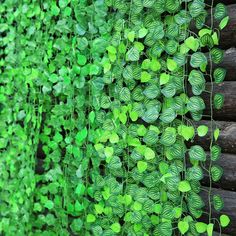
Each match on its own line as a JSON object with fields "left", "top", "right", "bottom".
{"left": 0, "top": 0, "right": 231, "bottom": 235}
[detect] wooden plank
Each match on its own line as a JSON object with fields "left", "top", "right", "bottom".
{"left": 211, "top": 48, "right": 236, "bottom": 82}
{"left": 203, "top": 81, "right": 236, "bottom": 121}
{"left": 205, "top": 0, "right": 235, "bottom": 6}
{"left": 201, "top": 187, "right": 236, "bottom": 235}
{"left": 188, "top": 81, "right": 236, "bottom": 120}
{"left": 200, "top": 153, "right": 236, "bottom": 191}
{"left": 191, "top": 5, "right": 236, "bottom": 49}
{"left": 192, "top": 120, "right": 236, "bottom": 154}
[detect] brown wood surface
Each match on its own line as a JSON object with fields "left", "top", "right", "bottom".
{"left": 192, "top": 120, "right": 236, "bottom": 154}
{"left": 201, "top": 187, "right": 236, "bottom": 235}
{"left": 200, "top": 152, "right": 236, "bottom": 191}
{"left": 188, "top": 81, "right": 236, "bottom": 120}
{"left": 191, "top": 4, "right": 236, "bottom": 49}
{"left": 205, "top": 0, "right": 235, "bottom": 6}
{"left": 211, "top": 48, "right": 236, "bottom": 81}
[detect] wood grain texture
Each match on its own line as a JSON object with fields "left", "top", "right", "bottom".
{"left": 200, "top": 152, "right": 236, "bottom": 191}
{"left": 201, "top": 81, "right": 236, "bottom": 120}
{"left": 201, "top": 187, "right": 236, "bottom": 235}
{"left": 205, "top": 0, "right": 235, "bottom": 6}
{"left": 191, "top": 4, "right": 236, "bottom": 49}
{"left": 211, "top": 48, "right": 236, "bottom": 82}
{"left": 192, "top": 120, "right": 236, "bottom": 154}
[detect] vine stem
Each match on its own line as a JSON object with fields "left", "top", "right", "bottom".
{"left": 208, "top": 0, "right": 215, "bottom": 226}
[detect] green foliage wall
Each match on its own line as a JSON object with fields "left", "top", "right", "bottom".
{"left": 0, "top": 0, "right": 230, "bottom": 235}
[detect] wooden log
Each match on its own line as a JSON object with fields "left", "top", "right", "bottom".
{"left": 200, "top": 187, "right": 236, "bottom": 235}
{"left": 217, "top": 5, "right": 236, "bottom": 49}
{"left": 205, "top": 0, "right": 235, "bottom": 6}
{"left": 192, "top": 120, "right": 236, "bottom": 154}
{"left": 200, "top": 153, "right": 236, "bottom": 191}
{"left": 191, "top": 5, "right": 236, "bottom": 49}
{"left": 211, "top": 48, "right": 236, "bottom": 82}
{"left": 188, "top": 81, "right": 236, "bottom": 120}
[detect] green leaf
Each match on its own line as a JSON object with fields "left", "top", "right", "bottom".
{"left": 107, "top": 45, "right": 117, "bottom": 54}
{"left": 211, "top": 165, "right": 223, "bottom": 182}
{"left": 138, "top": 28, "right": 148, "bottom": 38}
{"left": 178, "top": 221, "right": 189, "bottom": 234}
{"left": 207, "top": 223, "right": 214, "bottom": 236}
{"left": 214, "top": 93, "right": 224, "bottom": 109}
{"left": 160, "top": 127, "right": 176, "bottom": 146}
{"left": 45, "top": 200, "right": 54, "bottom": 210}
{"left": 150, "top": 59, "right": 161, "bottom": 71}
{"left": 187, "top": 96, "right": 205, "bottom": 112}
{"left": 195, "top": 222, "right": 207, "bottom": 233}
{"left": 160, "top": 73, "right": 170, "bottom": 85}
{"left": 126, "top": 47, "right": 140, "bottom": 61}
{"left": 160, "top": 108, "right": 176, "bottom": 124}
{"left": 219, "top": 16, "right": 229, "bottom": 30}
{"left": 77, "top": 54, "right": 87, "bottom": 66}
{"left": 178, "top": 180, "right": 191, "bottom": 192}
{"left": 185, "top": 36, "right": 199, "bottom": 52}
{"left": 190, "top": 52, "right": 207, "bottom": 68}
{"left": 51, "top": 3, "right": 60, "bottom": 16}
{"left": 178, "top": 125, "right": 195, "bottom": 141}
{"left": 214, "top": 128, "right": 220, "bottom": 141}
{"left": 210, "top": 48, "right": 224, "bottom": 64}
{"left": 220, "top": 214, "right": 230, "bottom": 227}
{"left": 111, "top": 223, "right": 121, "bottom": 233}
{"left": 128, "top": 31, "right": 135, "bottom": 42}
{"left": 59, "top": 0, "right": 70, "bottom": 8}
{"left": 137, "top": 161, "right": 148, "bottom": 173}
{"left": 137, "top": 125, "right": 147, "bottom": 136}
{"left": 213, "top": 67, "right": 226, "bottom": 84}
{"left": 86, "top": 214, "right": 96, "bottom": 223}
{"left": 89, "top": 111, "right": 95, "bottom": 123}
{"left": 167, "top": 58, "right": 178, "bottom": 71}
{"left": 120, "top": 87, "right": 131, "bottom": 102}
{"left": 189, "top": 145, "right": 206, "bottom": 161}
{"left": 75, "top": 128, "right": 88, "bottom": 145}
{"left": 104, "top": 146, "right": 114, "bottom": 158}
{"left": 197, "top": 125, "right": 208, "bottom": 137}
{"left": 144, "top": 147, "right": 155, "bottom": 160}
{"left": 211, "top": 145, "right": 221, "bottom": 161}
{"left": 214, "top": 3, "right": 228, "bottom": 21}
{"left": 109, "top": 133, "right": 119, "bottom": 143}
{"left": 141, "top": 71, "right": 151, "bottom": 82}
{"left": 213, "top": 194, "right": 224, "bottom": 211}
{"left": 95, "top": 204, "right": 103, "bottom": 214}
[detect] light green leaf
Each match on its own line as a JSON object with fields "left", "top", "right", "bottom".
{"left": 111, "top": 223, "right": 121, "bottom": 233}
{"left": 214, "top": 128, "right": 220, "bottom": 141}
{"left": 137, "top": 161, "right": 148, "bottom": 173}
{"left": 104, "top": 146, "right": 114, "bottom": 158}
{"left": 86, "top": 214, "right": 96, "bottom": 223}
{"left": 219, "top": 16, "right": 229, "bottom": 30}
{"left": 220, "top": 214, "right": 230, "bottom": 227}
{"left": 144, "top": 147, "right": 155, "bottom": 160}
{"left": 167, "top": 58, "right": 178, "bottom": 71}
{"left": 185, "top": 36, "right": 199, "bottom": 52}
{"left": 141, "top": 71, "right": 151, "bottom": 82}
{"left": 197, "top": 125, "right": 208, "bottom": 137}
{"left": 178, "top": 125, "right": 195, "bottom": 141}
{"left": 138, "top": 28, "right": 148, "bottom": 38}
{"left": 207, "top": 223, "right": 214, "bottom": 236}
{"left": 178, "top": 180, "right": 191, "bottom": 192}
{"left": 160, "top": 73, "right": 170, "bottom": 85}
{"left": 195, "top": 222, "right": 207, "bottom": 233}
{"left": 128, "top": 31, "right": 135, "bottom": 42}
{"left": 109, "top": 133, "right": 119, "bottom": 143}
{"left": 178, "top": 221, "right": 189, "bottom": 234}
